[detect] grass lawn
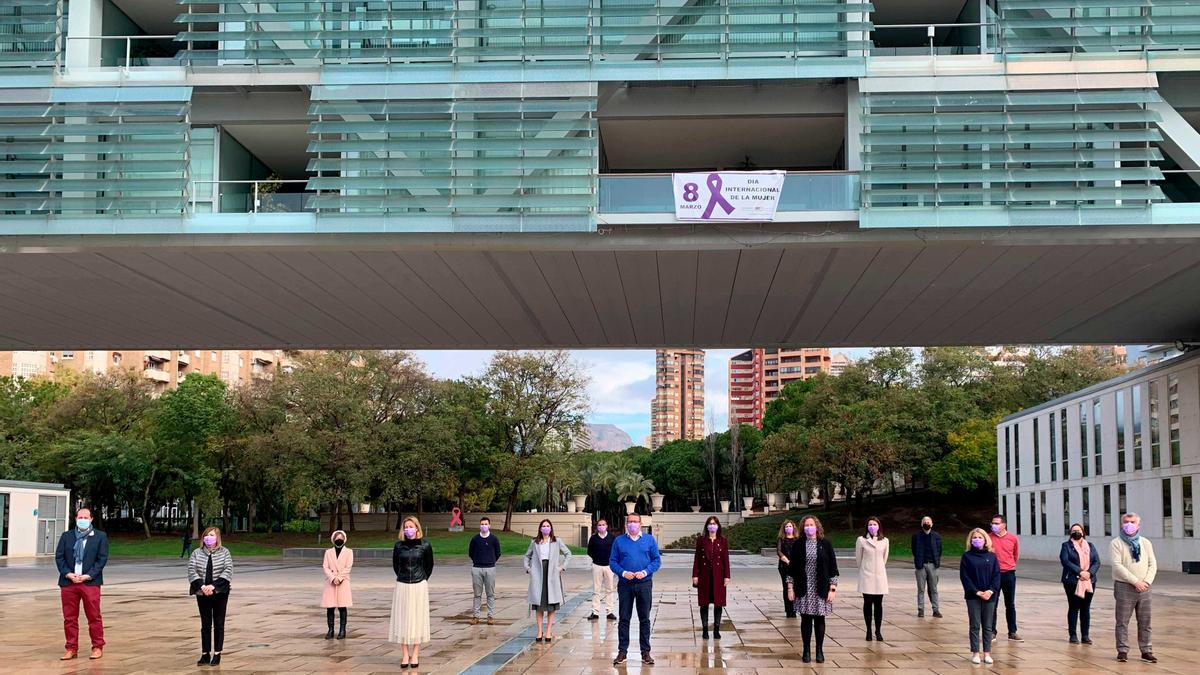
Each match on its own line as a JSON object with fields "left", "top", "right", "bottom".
{"left": 108, "top": 529, "right": 584, "bottom": 558}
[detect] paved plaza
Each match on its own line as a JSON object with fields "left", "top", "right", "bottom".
{"left": 1, "top": 550, "right": 1196, "bottom": 674}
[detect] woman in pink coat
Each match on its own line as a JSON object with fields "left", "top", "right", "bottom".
{"left": 321, "top": 530, "right": 353, "bottom": 639}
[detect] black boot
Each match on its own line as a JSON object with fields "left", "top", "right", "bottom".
{"left": 197, "top": 653, "right": 211, "bottom": 666}
{"left": 713, "top": 607, "right": 722, "bottom": 639}
{"left": 210, "top": 654, "right": 222, "bottom": 666}
{"left": 801, "top": 645, "right": 811, "bottom": 663}
{"left": 337, "top": 608, "right": 347, "bottom": 639}
{"left": 815, "top": 647, "right": 824, "bottom": 664}
{"left": 700, "top": 605, "right": 709, "bottom": 640}
{"left": 325, "top": 609, "right": 335, "bottom": 640}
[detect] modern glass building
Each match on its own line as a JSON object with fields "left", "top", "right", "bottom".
{"left": 998, "top": 350, "right": 1200, "bottom": 570}
{"left": 3, "top": 2, "right": 1200, "bottom": 349}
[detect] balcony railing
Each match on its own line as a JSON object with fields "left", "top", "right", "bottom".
{"left": 599, "top": 172, "right": 859, "bottom": 214}
{"left": 191, "top": 180, "right": 317, "bottom": 214}
{"left": 65, "top": 35, "right": 178, "bottom": 71}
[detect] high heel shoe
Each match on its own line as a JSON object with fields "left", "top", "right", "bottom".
{"left": 210, "top": 653, "right": 222, "bottom": 666}
{"left": 197, "top": 653, "right": 211, "bottom": 666}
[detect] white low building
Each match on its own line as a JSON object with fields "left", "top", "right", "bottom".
{"left": 0, "top": 480, "right": 72, "bottom": 558}
{"left": 997, "top": 351, "right": 1199, "bottom": 571}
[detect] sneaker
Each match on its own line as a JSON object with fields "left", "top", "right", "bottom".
{"left": 641, "top": 652, "right": 655, "bottom": 665}
{"left": 1008, "top": 633, "right": 1024, "bottom": 642}
{"left": 1117, "top": 652, "right": 1128, "bottom": 662}
{"left": 613, "top": 652, "right": 627, "bottom": 666}
{"left": 933, "top": 610, "right": 944, "bottom": 618}
{"left": 1141, "top": 652, "right": 1158, "bottom": 664}
{"left": 607, "top": 613, "right": 617, "bottom": 621}
{"left": 984, "top": 656, "right": 994, "bottom": 665}
{"left": 971, "top": 655, "right": 982, "bottom": 665}
{"left": 917, "top": 609, "right": 925, "bottom": 618}
{"left": 588, "top": 613, "right": 600, "bottom": 621}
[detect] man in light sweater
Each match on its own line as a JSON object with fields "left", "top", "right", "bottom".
{"left": 1111, "top": 512, "right": 1157, "bottom": 664}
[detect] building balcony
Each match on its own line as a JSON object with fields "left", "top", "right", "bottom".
{"left": 144, "top": 350, "right": 171, "bottom": 361}
{"left": 176, "top": 351, "right": 190, "bottom": 366}
{"left": 142, "top": 368, "right": 171, "bottom": 384}
{"left": 599, "top": 173, "right": 860, "bottom": 220}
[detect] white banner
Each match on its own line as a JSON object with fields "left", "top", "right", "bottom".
{"left": 672, "top": 170, "right": 786, "bottom": 222}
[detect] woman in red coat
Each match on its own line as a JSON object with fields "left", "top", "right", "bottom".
{"left": 692, "top": 515, "right": 731, "bottom": 640}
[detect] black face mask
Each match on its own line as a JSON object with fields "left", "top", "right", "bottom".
{"left": 1070, "top": 532, "right": 1083, "bottom": 541}
{"left": 334, "top": 540, "right": 345, "bottom": 548}
{"left": 922, "top": 524, "right": 932, "bottom": 532}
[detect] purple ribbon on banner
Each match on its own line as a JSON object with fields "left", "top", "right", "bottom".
{"left": 701, "top": 172, "right": 735, "bottom": 219}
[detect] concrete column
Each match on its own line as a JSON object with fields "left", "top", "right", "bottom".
{"left": 65, "top": 0, "right": 103, "bottom": 70}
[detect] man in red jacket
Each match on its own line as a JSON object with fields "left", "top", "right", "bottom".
{"left": 988, "top": 514, "right": 1023, "bottom": 642}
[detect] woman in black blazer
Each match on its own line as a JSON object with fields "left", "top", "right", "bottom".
{"left": 1059, "top": 522, "right": 1100, "bottom": 645}
{"left": 786, "top": 515, "right": 839, "bottom": 664}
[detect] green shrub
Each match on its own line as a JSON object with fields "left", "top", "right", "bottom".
{"left": 282, "top": 518, "right": 319, "bottom": 534}
{"left": 252, "top": 521, "right": 271, "bottom": 533}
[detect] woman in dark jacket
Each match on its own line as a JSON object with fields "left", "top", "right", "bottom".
{"left": 776, "top": 519, "right": 799, "bottom": 618}
{"left": 960, "top": 527, "right": 1001, "bottom": 666}
{"left": 786, "top": 515, "right": 839, "bottom": 664}
{"left": 390, "top": 516, "right": 434, "bottom": 669}
{"left": 1059, "top": 522, "right": 1100, "bottom": 644}
{"left": 188, "top": 527, "right": 233, "bottom": 666}
{"left": 692, "top": 515, "right": 731, "bottom": 640}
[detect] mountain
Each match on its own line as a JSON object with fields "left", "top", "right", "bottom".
{"left": 585, "top": 423, "right": 633, "bottom": 452}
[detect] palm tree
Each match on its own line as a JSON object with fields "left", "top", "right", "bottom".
{"left": 615, "top": 470, "right": 656, "bottom": 513}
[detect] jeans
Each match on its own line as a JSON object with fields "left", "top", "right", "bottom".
{"left": 915, "top": 563, "right": 939, "bottom": 612}
{"left": 471, "top": 567, "right": 496, "bottom": 618}
{"left": 988, "top": 570, "right": 1017, "bottom": 635}
{"left": 592, "top": 564, "right": 616, "bottom": 615}
{"left": 778, "top": 564, "right": 795, "bottom": 617}
{"left": 1114, "top": 581, "right": 1152, "bottom": 653}
{"left": 197, "top": 592, "right": 230, "bottom": 653}
{"left": 617, "top": 579, "right": 653, "bottom": 654}
{"left": 60, "top": 584, "right": 105, "bottom": 651}
{"left": 966, "top": 596, "right": 996, "bottom": 653}
{"left": 1063, "top": 583, "right": 1094, "bottom": 639}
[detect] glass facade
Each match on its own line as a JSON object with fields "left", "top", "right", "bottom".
{"left": 1093, "top": 398, "right": 1103, "bottom": 476}
{"left": 1164, "top": 478, "right": 1173, "bottom": 538}
{"left": 1033, "top": 417, "right": 1041, "bottom": 483}
{"left": 1050, "top": 411, "right": 1058, "bottom": 482}
{"left": 1169, "top": 374, "right": 1181, "bottom": 466}
{"left": 1150, "top": 380, "right": 1161, "bottom": 468}
{"left": 0, "top": 1, "right": 65, "bottom": 69}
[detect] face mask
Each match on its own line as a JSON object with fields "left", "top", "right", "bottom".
{"left": 867, "top": 524, "right": 879, "bottom": 536}
{"left": 1122, "top": 522, "right": 1139, "bottom": 536}
{"left": 203, "top": 535, "right": 217, "bottom": 547}
{"left": 403, "top": 527, "right": 417, "bottom": 539}
{"left": 707, "top": 524, "right": 719, "bottom": 533}
{"left": 627, "top": 523, "right": 640, "bottom": 535}
{"left": 990, "top": 524, "right": 1002, "bottom": 534}
{"left": 596, "top": 525, "right": 607, "bottom": 535}
{"left": 334, "top": 539, "right": 345, "bottom": 548}
{"left": 971, "top": 538, "right": 985, "bottom": 550}
{"left": 540, "top": 526, "right": 552, "bottom": 535}
{"left": 76, "top": 518, "right": 91, "bottom": 531}
{"left": 480, "top": 525, "right": 490, "bottom": 534}
{"left": 803, "top": 525, "right": 817, "bottom": 537}
{"left": 784, "top": 525, "right": 794, "bottom": 535}
{"left": 922, "top": 524, "right": 932, "bottom": 532}
{"left": 1070, "top": 532, "right": 1083, "bottom": 541}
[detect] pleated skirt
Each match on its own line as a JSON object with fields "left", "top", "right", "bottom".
{"left": 388, "top": 580, "right": 431, "bottom": 645}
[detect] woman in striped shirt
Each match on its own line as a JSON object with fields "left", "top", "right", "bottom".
{"left": 188, "top": 527, "right": 234, "bottom": 666}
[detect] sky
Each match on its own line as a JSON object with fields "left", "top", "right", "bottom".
{"left": 412, "top": 348, "right": 876, "bottom": 446}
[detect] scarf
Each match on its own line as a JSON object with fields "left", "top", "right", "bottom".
{"left": 1073, "top": 538, "right": 1092, "bottom": 597}
{"left": 1119, "top": 530, "right": 1142, "bottom": 562}
{"left": 73, "top": 528, "right": 90, "bottom": 565}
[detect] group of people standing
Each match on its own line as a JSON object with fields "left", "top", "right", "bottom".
{"left": 50, "top": 505, "right": 1163, "bottom": 669}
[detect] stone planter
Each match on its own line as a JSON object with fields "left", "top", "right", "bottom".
{"left": 650, "top": 493, "right": 665, "bottom": 512}
{"left": 567, "top": 501, "right": 577, "bottom": 513}
{"left": 767, "top": 493, "right": 777, "bottom": 508}
{"left": 743, "top": 497, "right": 755, "bottom": 511}
{"left": 690, "top": 505, "right": 702, "bottom": 513}
{"left": 573, "top": 494, "right": 588, "bottom": 511}
{"left": 789, "top": 491, "right": 799, "bottom": 503}
{"left": 625, "top": 500, "right": 637, "bottom": 514}
{"left": 720, "top": 500, "right": 730, "bottom": 513}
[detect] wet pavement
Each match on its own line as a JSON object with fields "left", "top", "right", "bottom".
{"left": 0, "top": 550, "right": 1193, "bottom": 673}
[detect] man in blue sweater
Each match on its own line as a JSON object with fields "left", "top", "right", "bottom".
{"left": 468, "top": 517, "right": 502, "bottom": 625}
{"left": 609, "top": 513, "right": 661, "bottom": 665}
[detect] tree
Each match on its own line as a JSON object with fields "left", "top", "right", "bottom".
{"left": 614, "top": 470, "right": 656, "bottom": 513}
{"left": 484, "top": 350, "right": 589, "bottom": 531}
{"left": 928, "top": 416, "right": 1000, "bottom": 495}
{"left": 155, "top": 374, "right": 235, "bottom": 535}
{"left": 641, "top": 439, "right": 705, "bottom": 510}
{"left": 762, "top": 377, "right": 818, "bottom": 435}
{"left": 728, "top": 422, "right": 743, "bottom": 505}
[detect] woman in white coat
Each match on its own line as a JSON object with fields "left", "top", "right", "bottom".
{"left": 856, "top": 516, "right": 890, "bottom": 642}
{"left": 523, "top": 518, "right": 572, "bottom": 642}
{"left": 321, "top": 530, "right": 354, "bottom": 640}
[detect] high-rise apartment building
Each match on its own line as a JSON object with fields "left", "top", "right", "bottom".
{"left": 650, "top": 349, "right": 705, "bottom": 448}
{"left": 0, "top": 350, "right": 286, "bottom": 394}
{"left": 729, "top": 349, "right": 833, "bottom": 428}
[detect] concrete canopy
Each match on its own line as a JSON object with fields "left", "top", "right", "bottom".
{"left": 2, "top": 224, "right": 1200, "bottom": 350}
